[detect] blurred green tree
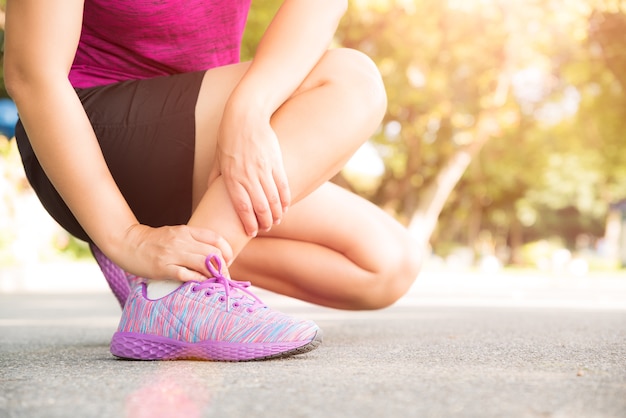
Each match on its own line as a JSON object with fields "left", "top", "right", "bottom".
{"left": 334, "top": 0, "right": 626, "bottom": 264}
{"left": 1, "top": 0, "right": 624, "bottom": 266}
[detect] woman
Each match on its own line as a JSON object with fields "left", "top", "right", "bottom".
{"left": 4, "top": 0, "right": 421, "bottom": 361}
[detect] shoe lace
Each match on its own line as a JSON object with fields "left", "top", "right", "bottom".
{"left": 191, "top": 255, "right": 266, "bottom": 312}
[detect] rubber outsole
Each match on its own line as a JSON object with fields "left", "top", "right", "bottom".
{"left": 110, "top": 330, "right": 322, "bottom": 362}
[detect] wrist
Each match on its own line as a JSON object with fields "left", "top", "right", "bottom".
{"left": 227, "top": 79, "right": 277, "bottom": 121}
{"left": 96, "top": 222, "right": 144, "bottom": 269}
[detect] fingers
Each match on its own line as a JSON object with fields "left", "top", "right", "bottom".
{"left": 225, "top": 160, "right": 291, "bottom": 237}
{"left": 167, "top": 252, "right": 222, "bottom": 283}
{"left": 250, "top": 167, "right": 285, "bottom": 232}
{"left": 171, "top": 227, "right": 232, "bottom": 279}
{"left": 188, "top": 227, "right": 233, "bottom": 265}
{"left": 273, "top": 160, "right": 291, "bottom": 216}
{"left": 175, "top": 267, "right": 208, "bottom": 282}
{"left": 226, "top": 179, "right": 260, "bottom": 237}
{"left": 215, "top": 115, "right": 291, "bottom": 237}
{"left": 120, "top": 224, "right": 233, "bottom": 283}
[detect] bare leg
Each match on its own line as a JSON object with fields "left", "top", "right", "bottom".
{"left": 190, "top": 49, "right": 421, "bottom": 309}
{"left": 191, "top": 49, "right": 386, "bottom": 251}
{"left": 233, "top": 182, "right": 423, "bottom": 310}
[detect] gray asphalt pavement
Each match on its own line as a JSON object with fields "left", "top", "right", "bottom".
{"left": 1, "top": 269, "right": 625, "bottom": 418}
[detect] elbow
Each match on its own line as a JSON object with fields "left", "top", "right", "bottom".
{"left": 3, "top": 59, "right": 36, "bottom": 105}
{"left": 3, "top": 44, "right": 29, "bottom": 101}
{"left": 3, "top": 61, "right": 23, "bottom": 102}
{"left": 3, "top": 59, "right": 68, "bottom": 106}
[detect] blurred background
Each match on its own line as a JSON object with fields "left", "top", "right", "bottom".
{"left": 1, "top": 0, "right": 625, "bottom": 290}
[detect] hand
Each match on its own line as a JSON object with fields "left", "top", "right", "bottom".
{"left": 110, "top": 224, "right": 234, "bottom": 282}
{"left": 210, "top": 104, "right": 291, "bottom": 237}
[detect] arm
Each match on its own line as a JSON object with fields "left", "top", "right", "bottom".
{"left": 4, "top": 1, "right": 138, "bottom": 254}
{"left": 238, "top": 0, "right": 347, "bottom": 113}
{"left": 214, "top": 0, "right": 348, "bottom": 236}
{"left": 4, "top": 0, "right": 231, "bottom": 280}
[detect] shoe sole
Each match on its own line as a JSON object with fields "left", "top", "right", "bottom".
{"left": 110, "top": 330, "right": 322, "bottom": 362}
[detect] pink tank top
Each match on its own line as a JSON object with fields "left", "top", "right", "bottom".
{"left": 69, "top": 0, "right": 251, "bottom": 88}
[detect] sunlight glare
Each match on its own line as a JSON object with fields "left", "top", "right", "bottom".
{"left": 345, "top": 141, "right": 385, "bottom": 177}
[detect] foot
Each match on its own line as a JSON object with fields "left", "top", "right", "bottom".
{"left": 110, "top": 255, "right": 322, "bottom": 361}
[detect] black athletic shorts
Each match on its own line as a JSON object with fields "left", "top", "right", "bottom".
{"left": 15, "top": 70, "right": 206, "bottom": 242}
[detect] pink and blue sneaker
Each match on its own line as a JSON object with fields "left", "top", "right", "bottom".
{"left": 109, "top": 255, "right": 322, "bottom": 361}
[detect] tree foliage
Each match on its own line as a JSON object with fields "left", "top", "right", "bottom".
{"left": 334, "top": 0, "right": 626, "bottom": 261}
{"left": 0, "top": 0, "right": 624, "bottom": 266}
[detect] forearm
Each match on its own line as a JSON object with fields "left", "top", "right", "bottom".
{"left": 10, "top": 80, "right": 139, "bottom": 254}
{"left": 5, "top": 0, "right": 137, "bottom": 257}
{"left": 230, "top": 0, "right": 347, "bottom": 114}
{"left": 4, "top": 0, "right": 235, "bottom": 280}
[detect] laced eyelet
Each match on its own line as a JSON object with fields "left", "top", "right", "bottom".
{"left": 191, "top": 255, "right": 268, "bottom": 313}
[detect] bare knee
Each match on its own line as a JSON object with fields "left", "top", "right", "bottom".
{"left": 309, "top": 48, "right": 387, "bottom": 127}
{"left": 329, "top": 48, "right": 386, "bottom": 96}
{"left": 350, "top": 236, "right": 423, "bottom": 310}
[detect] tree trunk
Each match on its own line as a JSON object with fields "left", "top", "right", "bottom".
{"left": 407, "top": 137, "right": 486, "bottom": 247}
{"left": 407, "top": 98, "right": 512, "bottom": 246}
{"left": 406, "top": 57, "right": 513, "bottom": 247}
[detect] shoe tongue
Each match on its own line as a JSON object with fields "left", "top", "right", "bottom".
{"left": 145, "top": 280, "right": 182, "bottom": 300}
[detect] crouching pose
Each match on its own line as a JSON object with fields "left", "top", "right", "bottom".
{"left": 4, "top": 0, "right": 421, "bottom": 361}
